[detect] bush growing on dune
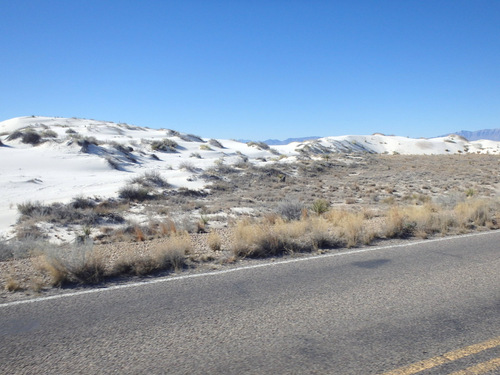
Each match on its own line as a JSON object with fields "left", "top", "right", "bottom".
{"left": 151, "top": 138, "right": 178, "bottom": 152}
{"left": 6, "top": 131, "right": 23, "bottom": 141}
{"left": 21, "top": 131, "right": 42, "bottom": 145}
{"left": 42, "top": 130, "right": 58, "bottom": 138}
{"left": 247, "top": 141, "right": 270, "bottom": 150}
{"left": 118, "top": 184, "right": 151, "bottom": 201}
{"left": 129, "top": 170, "right": 169, "bottom": 188}
{"left": 208, "top": 139, "right": 224, "bottom": 148}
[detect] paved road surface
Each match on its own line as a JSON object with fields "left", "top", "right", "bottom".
{"left": 1, "top": 232, "right": 499, "bottom": 374}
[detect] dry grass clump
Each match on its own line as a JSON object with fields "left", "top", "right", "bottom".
{"left": 231, "top": 217, "right": 337, "bottom": 258}
{"left": 129, "top": 170, "right": 168, "bottom": 188}
{"left": 454, "top": 199, "right": 495, "bottom": 229}
{"left": 118, "top": 184, "right": 151, "bottom": 201}
{"left": 329, "top": 211, "right": 374, "bottom": 247}
{"left": 113, "top": 233, "right": 190, "bottom": 276}
{"left": 36, "top": 242, "right": 106, "bottom": 286}
{"left": 275, "top": 199, "right": 304, "bottom": 221}
{"left": 151, "top": 138, "right": 178, "bottom": 152}
{"left": 5, "top": 277, "right": 23, "bottom": 292}
{"left": 34, "top": 233, "right": 190, "bottom": 286}
{"left": 382, "top": 199, "right": 498, "bottom": 239}
{"left": 207, "top": 231, "right": 222, "bottom": 251}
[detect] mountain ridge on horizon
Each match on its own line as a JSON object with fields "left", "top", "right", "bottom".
{"left": 442, "top": 128, "right": 500, "bottom": 141}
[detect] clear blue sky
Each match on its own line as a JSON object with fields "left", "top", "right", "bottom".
{"left": 1, "top": 0, "right": 499, "bottom": 140}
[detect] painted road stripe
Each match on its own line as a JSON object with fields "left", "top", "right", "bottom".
{"left": 1, "top": 230, "right": 498, "bottom": 308}
{"left": 382, "top": 336, "right": 500, "bottom": 375}
{"left": 448, "top": 357, "right": 500, "bottom": 375}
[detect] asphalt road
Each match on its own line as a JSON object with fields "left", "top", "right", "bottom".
{"left": 1, "top": 232, "right": 499, "bottom": 374}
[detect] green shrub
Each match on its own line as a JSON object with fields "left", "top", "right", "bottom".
{"left": 118, "top": 184, "right": 151, "bottom": 201}
{"left": 151, "top": 138, "right": 178, "bottom": 152}
{"left": 311, "top": 199, "right": 329, "bottom": 215}
{"left": 22, "top": 131, "right": 42, "bottom": 145}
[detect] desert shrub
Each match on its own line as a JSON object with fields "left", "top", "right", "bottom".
{"left": 434, "top": 193, "right": 466, "bottom": 209}
{"left": 0, "top": 239, "right": 13, "bottom": 261}
{"left": 247, "top": 141, "right": 270, "bottom": 150}
{"left": 199, "top": 144, "right": 213, "bottom": 151}
{"left": 311, "top": 199, "right": 329, "bottom": 215}
{"left": 118, "top": 184, "right": 151, "bottom": 201}
{"left": 77, "top": 136, "right": 99, "bottom": 148}
{"left": 17, "top": 200, "right": 105, "bottom": 227}
{"left": 383, "top": 207, "right": 416, "bottom": 238}
{"left": 42, "top": 130, "right": 58, "bottom": 138}
{"left": 129, "top": 170, "right": 168, "bottom": 188}
{"left": 276, "top": 200, "right": 304, "bottom": 221}
{"left": 336, "top": 211, "right": 368, "bottom": 247}
{"left": 71, "top": 196, "right": 96, "bottom": 209}
{"left": 113, "top": 233, "right": 189, "bottom": 276}
{"left": 178, "top": 133, "right": 204, "bottom": 142}
{"left": 190, "top": 152, "right": 202, "bottom": 158}
{"left": 65, "top": 128, "right": 77, "bottom": 134}
{"left": 231, "top": 218, "right": 335, "bottom": 258}
{"left": 166, "top": 129, "right": 180, "bottom": 137}
{"left": 38, "top": 242, "right": 106, "bottom": 286}
{"left": 78, "top": 137, "right": 100, "bottom": 153}
{"left": 179, "top": 161, "right": 197, "bottom": 172}
{"left": 106, "top": 156, "right": 121, "bottom": 170}
{"left": 151, "top": 138, "right": 178, "bottom": 152}
{"left": 454, "top": 199, "right": 492, "bottom": 228}
{"left": 21, "top": 131, "right": 42, "bottom": 145}
{"left": 111, "top": 142, "right": 133, "bottom": 154}
{"left": 46, "top": 203, "right": 98, "bottom": 226}
{"left": 15, "top": 223, "right": 47, "bottom": 241}
{"left": 465, "top": 188, "right": 475, "bottom": 197}
{"left": 208, "top": 139, "right": 224, "bottom": 148}
{"left": 144, "top": 170, "right": 169, "bottom": 187}
{"left": 208, "top": 231, "right": 222, "bottom": 251}
{"left": 7, "top": 131, "right": 23, "bottom": 141}
{"left": 17, "top": 201, "right": 46, "bottom": 217}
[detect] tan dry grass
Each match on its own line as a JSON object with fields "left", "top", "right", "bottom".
{"left": 454, "top": 199, "right": 494, "bottom": 228}
{"left": 207, "top": 231, "right": 222, "bottom": 251}
{"left": 35, "top": 244, "right": 106, "bottom": 286}
{"left": 112, "top": 232, "right": 190, "bottom": 276}
{"left": 231, "top": 217, "right": 337, "bottom": 258}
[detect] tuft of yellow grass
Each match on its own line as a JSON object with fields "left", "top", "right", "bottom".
{"left": 113, "top": 232, "right": 190, "bottom": 276}
{"left": 231, "top": 217, "right": 337, "bottom": 258}
{"left": 4, "top": 277, "right": 23, "bottom": 292}
{"left": 207, "top": 231, "right": 222, "bottom": 251}
{"left": 454, "top": 199, "right": 492, "bottom": 228}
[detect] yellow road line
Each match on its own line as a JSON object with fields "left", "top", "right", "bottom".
{"left": 382, "top": 336, "right": 500, "bottom": 375}
{"left": 448, "top": 357, "right": 500, "bottom": 375}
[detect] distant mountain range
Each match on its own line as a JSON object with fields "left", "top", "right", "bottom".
{"left": 250, "top": 128, "right": 500, "bottom": 144}
{"left": 239, "top": 136, "right": 321, "bottom": 145}
{"left": 445, "top": 128, "right": 500, "bottom": 141}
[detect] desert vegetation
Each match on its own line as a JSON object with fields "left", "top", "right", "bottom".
{"left": 1, "top": 154, "right": 499, "bottom": 297}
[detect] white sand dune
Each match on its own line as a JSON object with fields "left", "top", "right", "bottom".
{"left": 1, "top": 116, "right": 499, "bottom": 237}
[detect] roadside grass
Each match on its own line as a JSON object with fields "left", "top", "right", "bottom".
{"left": 112, "top": 232, "right": 190, "bottom": 276}
{"left": 4, "top": 154, "right": 500, "bottom": 292}
{"left": 232, "top": 198, "right": 499, "bottom": 259}
{"left": 30, "top": 232, "right": 192, "bottom": 288}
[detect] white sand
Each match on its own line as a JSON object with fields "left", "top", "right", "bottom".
{"left": 1, "top": 116, "right": 499, "bottom": 237}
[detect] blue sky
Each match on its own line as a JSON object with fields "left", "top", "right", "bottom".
{"left": 1, "top": 1, "right": 499, "bottom": 140}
